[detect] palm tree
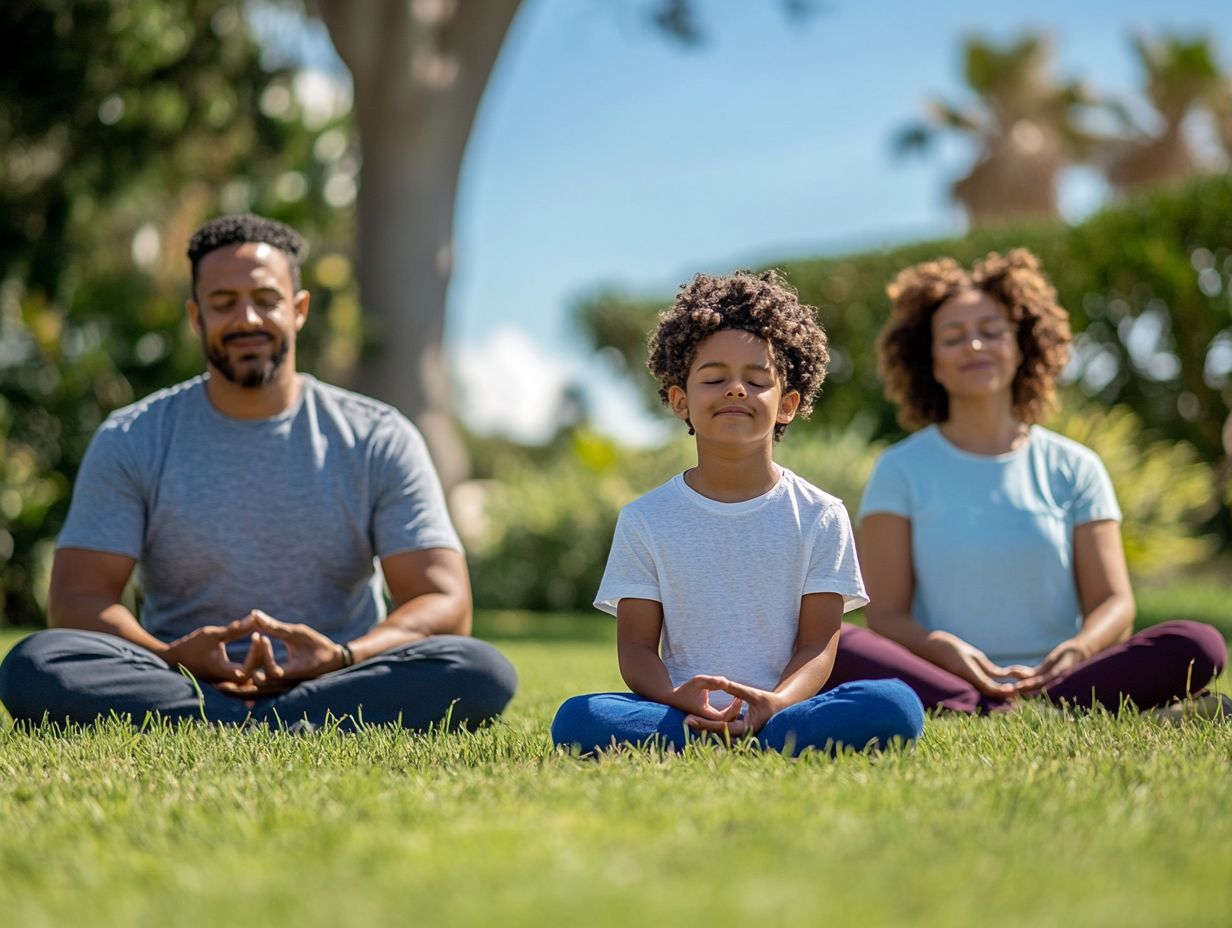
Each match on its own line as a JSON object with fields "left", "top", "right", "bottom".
{"left": 1103, "top": 35, "right": 1224, "bottom": 193}
{"left": 895, "top": 34, "right": 1103, "bottom": 226}
{"left": 1203, "top": 77, "right": 1232, "bottom": 165}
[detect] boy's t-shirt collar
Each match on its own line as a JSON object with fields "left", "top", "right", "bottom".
{"left": 672, "top": 465, "right": 788, "bottom": 514}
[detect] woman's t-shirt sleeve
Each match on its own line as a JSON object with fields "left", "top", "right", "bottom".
{"left": 858, "top": 453, "right": 912, "bottom": 521}
{"left": 1069, "top": 448, "right": 1122, "bottom": 525}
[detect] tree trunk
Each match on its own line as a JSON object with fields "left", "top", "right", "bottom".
{"left": 315, "top": 0, "right": 522, "bottom": 486}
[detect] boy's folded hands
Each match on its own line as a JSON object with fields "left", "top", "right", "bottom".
{"left": 675, "top": 674, "right": 787, "bottom": 737}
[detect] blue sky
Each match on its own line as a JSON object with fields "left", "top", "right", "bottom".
{"left": 302, "top": 0, "right": 1231, "bottom": 443}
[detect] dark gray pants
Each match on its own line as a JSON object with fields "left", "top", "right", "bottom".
{"left": 0, "top": 629, "right": 518, "bottom": 732}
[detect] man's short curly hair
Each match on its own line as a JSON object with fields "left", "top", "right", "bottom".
{"left": 647, "top": 269, "right": 829, "bottom": 441}
{"left": 187, "top": 213, "right": 306, "bottom": 295}
{"left": 878, "top": 248, "right": 1071, "bottom": 430}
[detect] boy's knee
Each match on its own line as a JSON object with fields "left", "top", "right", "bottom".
{"left": 550, "top": 694, "right": 597, "bottom": 747}
{"left": 854, "top": 678, "right": 927, "bottom": 744}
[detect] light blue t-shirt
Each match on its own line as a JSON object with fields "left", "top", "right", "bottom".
{"left": 857, "top": 425, "right": 1121, "bottom": 667}
{"left": 58, "top": 375, "right": 461, "bottom": 654}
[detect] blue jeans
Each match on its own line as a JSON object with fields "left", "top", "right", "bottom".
{"left": 0, "top": 629, "right": 517, "bottom": 732}
{"left": 551, "top": 679, "right": 924, "bottom": 756}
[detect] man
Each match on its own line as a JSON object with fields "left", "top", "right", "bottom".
{"left": 0, "top": 214, "right": 517, "bottom": 731}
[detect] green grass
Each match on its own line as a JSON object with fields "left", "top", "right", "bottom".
{"left": 1, "top": 597, "right": 1230, "bottom": 928}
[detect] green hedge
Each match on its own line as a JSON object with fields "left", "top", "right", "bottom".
{"left": 466, "top": 408, "right": 1211, "bottom": 610}
{"left": 578, "top": 172, "right": 1232, "bottom": 538}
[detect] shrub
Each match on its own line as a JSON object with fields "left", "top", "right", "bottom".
{"left": 465, "top": 407, "right": 1211, "bottom": 610}
{"left": 465, "top": 424, "right": 885, "bottom": 611}
{"left": 1047, "top": 404, "right": 1216, "bottom": 576}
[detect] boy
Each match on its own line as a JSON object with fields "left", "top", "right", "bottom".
{"left": 551, "top": 270, "right": 924, "bottom": 754}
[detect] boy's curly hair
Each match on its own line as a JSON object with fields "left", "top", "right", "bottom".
{"left": 647, "top": 269, "right": 829, "bottom": 441}
{"left": 878, "top": 248, "right": 1071, "bottom": 430}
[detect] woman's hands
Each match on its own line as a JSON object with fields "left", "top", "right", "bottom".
{"left": 923, "top": 630, "right": 1033, "bottom": 698}
{"left": 1016, "top": 639, "right": 1089, "bottom": 696}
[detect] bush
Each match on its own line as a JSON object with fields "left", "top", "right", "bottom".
{"left": 466, "top": 407, "right": 1212, "bottom": 610}
{"left": 1047, "top": 404, "right": 1216, "bottom": 576}
{"left": 465, "top": 423, "right": 886, "bottom": 611}
{"left": 578, "top": 172, "right": 1232, "bottom": 542}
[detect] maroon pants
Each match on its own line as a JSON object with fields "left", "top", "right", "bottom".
{"left": 824, "top": 621, "right": 1228, "bottom": 714}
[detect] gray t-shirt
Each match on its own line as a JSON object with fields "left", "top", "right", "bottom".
{"left": 595, "top": 468, "right": 867, "bottom": 709}
{"left": 58, "top": 375, "right": 461, "bottom": 651}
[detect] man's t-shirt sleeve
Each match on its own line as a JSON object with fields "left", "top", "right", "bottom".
{"left": 56, "top": 422, "right": 146, "bottom": 559}
{"left": 370, "top": 413, "right": 462, "bottom": 557}
{"left": 594, "top": 509, "right": 661, "bottom": 616}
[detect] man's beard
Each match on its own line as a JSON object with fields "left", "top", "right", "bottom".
{"left": 203, "top": 331, "right": 289, "bottom": 388}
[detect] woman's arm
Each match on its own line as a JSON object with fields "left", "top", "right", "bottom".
{"left": 1019, "top": 519, "right": 1135, "bottom": 692}
{"left": 859, "top": 513, "right": 1023, "bottom": 697}
{"left": 1072, "top": 519, "right": 1136, "bottom": 651}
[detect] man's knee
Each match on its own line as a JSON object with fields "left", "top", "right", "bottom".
{"left": 447, "top": 636, "right": 519, "bottom": 724}
{"left": 0, "top": 630, "right": 89, "bottom": 723}
{"left": 396, "top": 635, "right": 519, "bottom": 729}
{"left": 0, "top": 629, "right": 80, "bottom": 694}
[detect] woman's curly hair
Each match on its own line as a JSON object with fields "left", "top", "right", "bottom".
{"left": 878, "top": 248, "right": 1071, "bottom": 430}
{"left": 647, "top": 269, "right": 829, "bottom": 441}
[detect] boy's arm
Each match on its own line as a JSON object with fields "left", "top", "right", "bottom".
{"left": 697, "top": 592, "right": 843, "bottom": 736}
{"left": 616, "top": 597, "right": 677, "bottom": 703}
{"left": 772, "top": 591, "right": 843, "bottom": 705}
{"left": 616, "top": 597, "right": 734, "bottom": 722}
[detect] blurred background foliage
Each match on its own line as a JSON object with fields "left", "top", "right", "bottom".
{"left": 464, "top": 403, "right": 1216, "bottom": 612}
{"left": 578, "top": 172, "right": 1232, "bottom": 528}
{"left": 580, "top": 173, "right": 1232, "bottom": 466}
{"left": 1, "top": 3, "right": 1229, "bottom": 622}
{"left": 0, "top": 0, "right": 361, "bottom": 624}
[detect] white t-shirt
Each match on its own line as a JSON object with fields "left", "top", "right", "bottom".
{"left": 596, "top": 467, "right": 868, "bottom": 707}
{"left": 858, "top": 425, "right": 1122, "bottom": 667}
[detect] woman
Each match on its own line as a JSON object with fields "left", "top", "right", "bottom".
{"left": 830, "top": 248, "right": 1226, "bottom": 715}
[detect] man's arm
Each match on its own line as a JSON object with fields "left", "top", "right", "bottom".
{"left": 243, "top": 547, "right": 472, "bottom": 686}
{"left": 50, "top": 548, "right": 155, "bottom": 646}
{"left": 50, "top": 547, "right": 258, "bottom": 682}
{"left": 347, "top": 547, "right": 472, "bottom": 662}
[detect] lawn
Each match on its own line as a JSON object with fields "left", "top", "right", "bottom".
{"left": 0, "top": 588, "right": 1229, "bottom": 928}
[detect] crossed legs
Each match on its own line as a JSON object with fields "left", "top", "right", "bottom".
{"left": 825, "top": 621, "right": 1228, "bottom": 714}
{"left": 0, "top": 629, "right": 518, "bottom": 732}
